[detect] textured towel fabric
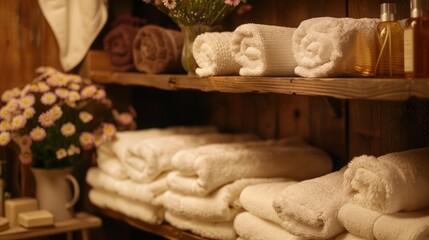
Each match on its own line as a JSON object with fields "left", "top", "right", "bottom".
{"left": 164, "top": 211, "right": 236, "bottom": 240}
{"left": 273, "top": 169, "right": 346, "bottom": 239}
{"left": 96, "top": 144, "right": 128, "bottom": 180}
{"left": 161, "top": 178, "right": 286, "bottom": 222}
{"left": 88, "top": 189, "right": 164, "bottom": 225}
{"left": 169, "top": 143, "right": 332, "bottom": 196}
{"left": 125, "top": 133, "right": 258, "bottom": 183}
{"left": 38, "top": 0, "right": 107, "bottom": 71}
{"left": 86, "top": 168, "right": 167, "bottom": 205}
{"left": 231, "top": 23, "right": 297, "bottom": 76}
{"left": 343, "top": 147, "right": 429, "bottom": 214}
{"left": 239, "top": 182, "right": 297, "bottom": 225}
{"left": 193, "top": 32, "right": 241, "bottom": 77}
{"left": 335, "top": 233, "right": 366, "bottom": 240}
{"left": 234, "top": 212, "right": 307, "bottom": 240}
{"left": 103, "top": 25, "right": 138, "bottom": 72}
{"left": 338, "top": 203, "right": 429, "bottom": 240}
{"left": 133, "top": 25, "right": 184, "bottom": 74}
{"left": 293, "top": 17, "right": 379, "bottom": 77}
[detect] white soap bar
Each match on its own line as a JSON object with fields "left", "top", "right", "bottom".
{"left": 0, "top": 217, "right": 9, "bottom": 232}
{"left": 5, "top": 198, "right": 38, "bottom": 225}
{"left": 18, "top": 210, "right": 54, "bottom": 228}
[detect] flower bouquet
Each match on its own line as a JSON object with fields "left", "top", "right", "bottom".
{"left": 0, "top": 67, "right": 136, "bottom": 169}
{"left": 143, "top": 0, "right": 248, "bottom": 74}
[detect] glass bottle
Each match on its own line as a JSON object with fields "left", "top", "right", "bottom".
{"left": 374, "top": 3, "right": 404, "bottom": 77}
{"left": 404, "top": 0, "right": 429, "bottom": 78}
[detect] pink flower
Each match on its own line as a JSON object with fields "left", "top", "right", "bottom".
{"left": 68, "top": 91, "right": 81, "bottom": 102}
{"left": 114, "top": 111, "right": 134, "bottom": 126}
{"left": 79, "top": 111, "right": 93, "bottom": 123}
{"left": 93, "top": 89, "right": 106, "bottom": 100}
{"left": 46, "top": 74, "right": 61, "bottom": 87}
{"left": 225, "top": 0, "right": 240, "bottom": 6}
{"left": 41, "top": 92, "right": 57, "bottom": 105}
{"left": 0, "top": 121, "right": 9, "bottom": 131}
{"left": 18, "top": 135, "right": 32, "bottom": 150}
{"left": 79, "top": 132, "right": 94, "bottom": 150}
{"left": 19, "top": 150, "right": 32, "bottom": 165}
{"left": 103, "top": 123, "right": 117, "bottom": 141}
{"left": 1, "top": 89, "right": 15, "bottom": 102}
{"left": 38, "top": 111, "right": 55, "bottom": 127}
{"left": 0, "top": 132, "right": 11, "bottom": 146}
{"left": 69, "top": 74, "right": 82, "bottom": 83}
{"left": 67, "top": 144, "right": 81, "bottom": 156}
{"left": 81, "top": 85, "right": 97, "bottom": 98}
{"left": 56, "top": 148, "right": 67, "bottom": 159}
{"left": 163, "top": 0, "right": 176, "bottom": 9}
{"left": 68, "top": 83, "right": 81, "bottom": 91}
{"left": 30, "top": 127, "right": 47, "bottom": 141}
{"left": 23, "top": 107, "right": 36, "bottom": 119}
{"left": 0, "top": 106, "right": 11, "bottom": 120}
{"left": 61, "top": 122, "right": 76, "bottom": 137}
{"left": 55, "top": 88, "right": 69, "bottom": 99}
{"left": 10, "top": 115, "right": 27, "bottom": 130}
{"left": 49, "top": 105, "right": 63, "bottom": 120}
{"left": 38, "top": 82, "right": 50, "bottom": 92}
{"left": 19, "top": 95, "right": 35, "bottom": 108}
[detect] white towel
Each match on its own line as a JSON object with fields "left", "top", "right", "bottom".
{"left": 234, "top": 212, "right": 307, "bottom": 240}
{"left": 169, "top": 143, "right": 332, "bottom": 196}
{"left": 231, "top": 24, "right": 297, "bottom": 76}
{"left": 273, "top": 169, "right": 346, "bottom": 239}
{"left": 338, "top": 203, "right": 429, "bottom": 240}
{"left": 343, "top": 147, "right": 429, "bottom": 214}
{"left": 96, "top": 144, "right": 128, "bottom": 180}
{"left": 161, "top": 178, "right": 286, "bottom": 222}
{"left": 88, "top": 189, "right": 164, "bottom": 225}
{"left": 86, "top": 168, "right": 167, "bottom": 205}
{"left": 165, "top": 211, "right": 236, "bottom": 240}
{"left": 293, "top": 17, "right": 379, "bottom": 77}
{"left": 335, "top": 233, "right": 366, "bottom": 240}
{"left": 38, "top": 0, "right": 107, "bottom": 71}
{"left": 125, "top": 133, "right": 258, "bottom": 183}
{"left": 193, "top": 32, "right": 241, "bottom": 77}
{"left": 239, "top": 182, "right": 297, "bottom": 225}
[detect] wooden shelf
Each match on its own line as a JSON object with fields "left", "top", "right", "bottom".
{"left": 82, "top": 51, "right": 429, "bottom": 101}
{"left": 94, "top": 207, "right": 208, "bottom": 240}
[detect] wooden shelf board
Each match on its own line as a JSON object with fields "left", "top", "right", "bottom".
{"left": 88, "top": 70, "right": 429, "bottom": 101}
{"left": 95, "top": 207, "right": 208, "bottom": 240}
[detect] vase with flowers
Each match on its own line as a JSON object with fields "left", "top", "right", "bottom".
{"left": 143, "top": 0, "right": 248, "bottom": 74}
{"left": 0, "top": 67, "right": 136, "bottom": 221}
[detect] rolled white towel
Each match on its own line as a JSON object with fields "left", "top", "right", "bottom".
{"left": 231, "top": 23, "right": 297, "bottom": 76}
{"left": 88, "top": 189, "right": 164, "bottom": 225}
{"left": 169, "top": 142, "right": 332, "bottom": 196}
{"left": 335, "top": 233, "right": 366, "bottom": 240}
{"left": 96, "top": 144, "right": 128, "bottom": 180}
{"left": 161, "top": 178, "right": 286, "bottom": 222}
{"left": 273, "top": 169, "right": 346, "bottom": 239}
{"left": 86, "top": 167, "right": 167, "bottom": 205}
{"left": 338, "top": 203, "right": 429, "bottom": 240}
{"left": 125, "top": 133, "right": 258, "bottom": 183}
{"left": 193, "top": 32, "right": 241, "bottom": 77}
{"left": 293, "top": 17, "right": 379, "bottom": 77}
{"left": 343, "top": 147, "right": 429, "bottom": 213}
{"left": 164, "top": 211, "right": 236, "bottom": 240}
{"left": 239, "top": 181, "right": 297, "bottom": 225}
{"left": 234, "top": 212, "right": 307, "bottom": 240}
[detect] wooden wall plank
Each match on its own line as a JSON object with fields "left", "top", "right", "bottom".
{"left": 278, "top": 95, "right": 310, "bottom": 140}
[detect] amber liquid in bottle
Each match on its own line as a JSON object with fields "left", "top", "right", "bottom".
{"left": 375, "top": 22, "right": 404, "bottom": 77}
{"left": 405, "top": 16, "right": 429, "bottom": 78}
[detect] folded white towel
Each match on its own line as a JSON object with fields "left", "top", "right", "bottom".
{"left": 193, "top": 32, "right": 241, "bottom": 77}
{"left": 96, "top": 144, "right": 128, "bottom": 180}
{"left": 273, "top": 169, "right": 346, "bottom": 239}
{"left": 293, "top": 17, "right": 379, "bottom": 77}
{"left": 38, "top": 0, "right": 107, "bottom": 71}
{"left": 161, "top": 178, "right": 286, "bottom": 222}
{"left": 125, "top": 133, "right": 258, "bottom": 183}
{"left": 88, "top": 189, "right": 164, "bottom": 225}
{"left": 335, "top": 233, "right": 366, "bottom": 240}
{"left": 165, "top": 211, "right": 236, "bottom": 240}
{"left": 338, "top": 203, "right": 429, "bottom": 240}
{"left": 231, "top": 23, "right": 297, "bottom": 76}
{"left": 343, "top": 147, "right": 429, "bottom": 214}
{"left": 169, "top": 143, "right": 332, "bottom": 196}
{"left": 239, "top": 182, "right": 297, "bottom": 225}
{"left": 234, "top": 212, "right": 307, "bottom": 240}
{"left": 86, "top": 168, "right": 167, "bottom": 205}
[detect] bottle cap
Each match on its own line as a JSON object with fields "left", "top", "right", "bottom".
{"left": 380, "top": 3, "right": 397, "bottom": 21}
{"left": 410, "top": 0, "right": 429, "bottom": 18}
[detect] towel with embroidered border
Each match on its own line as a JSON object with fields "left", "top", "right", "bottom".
{"left": 343, "top": 147, "right": 429, "bottom": 214}
{"left": 231, "top": 23, "right": 297, "bottom": 76}
{"left": 193, "top": 31, "right": 241, "bottom": 77}
{"left": 293, "top": 17, "right": 379, "bottom": 77}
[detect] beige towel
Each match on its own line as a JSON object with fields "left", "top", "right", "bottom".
{"left": 234, "top": 212, "right": 307, "bottom": 240}
{"left": 338, "top": 203, "right": 429, "bottom": 240}
{"left": 88, "top": 189, "right": 164, "bottom": 225}
{"left": 38, "top": 0, "right": 107, "bottom": 71}
{"left": 239, "top": 181, "right": 297, "bottom": 225}
{"left": 193, "top": 32, "right": 241, "bottom": 77}
{"left": 273, "top": 169, "right": 346, "bottom": 239}
{"left": 103, "top": 24, "right": 138, "bottom": 72}
{"left": 165, "top": 211, "right": 236, "bottom": 240}
{"left": 231, "top": 24, "right": 297, "bottom": 76}
{"left": 335, "top": 233, "right": 366, "bottom": 240}
{"left": 125, "top": 133, "right": 258, "bottom": 183}
{"left": 169, "top": 142, "right": 332, "bottom": 196}
{"left": 293, "top": 17, "right": 378, "bottom": 77}
{"left": 86, "top": 168, "right": 167, "bottom": 205}
{"left": 343, "top": 147, "right": 429, "bottom": 213}
{"left": 161, "top": 178, "right": 286, "bottom": 222}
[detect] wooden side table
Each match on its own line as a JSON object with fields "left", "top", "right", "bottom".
{"left": 0, "top": 212, "right": 102, "bottom": 240}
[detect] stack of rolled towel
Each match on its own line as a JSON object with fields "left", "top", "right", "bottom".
{"left": 161, "top": 139, "right": 333, "bottom": 239}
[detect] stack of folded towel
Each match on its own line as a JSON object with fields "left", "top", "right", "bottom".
{"left": 162, "top": 139, "right": 333, "bottom": 239}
